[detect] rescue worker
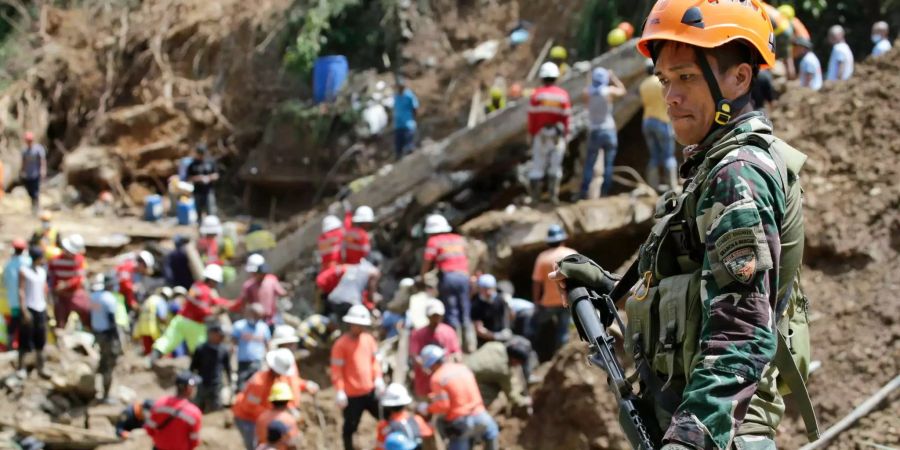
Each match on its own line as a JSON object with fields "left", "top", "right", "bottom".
{"left": 48, "top": 234, "right": 90, "bottom": 329}
{"left": 232, "top": 303, "right": 272, "bottom": 389}
{"left": 3, "top": 238, "right": 30, "bottom": 351}
{"left": 257, "top": 420, "right": 294, "bottom": 450}
{"left": 484, "top": 87, "right": 506, "bottom": 115}
{"left": 116, "top": 250, "right": 155, "bottom": 310}
{"left": 344, "top": 205, "right": 374, "bottom": 264}
{"left": 552, "top": 1, "right": 816, "bottom": 448}
{"left": 164, "top": 235, "right": 195, "bottom": 290}
{"left": 526, "top": 62, "right": 571, "bottom": 205}
{"left": 133, "top": 286, "right": 172, "bottom": 355}
{"left": 186, "top": 143, "right": 219, "bottom": 218}
{"left": 640, "top": 59, "right": 678, "bottom": 192}
{"left": 375, "top": 383, "right": 433, "bottom": 450}
{"left": 197, "top": 215, "right": 223, "bottom": 264}
{"left": 317, "top": 215, "right": 344, "bottom": 271}
{"left": 385, "top": 433, "right": 418, "bottom": 450}
{"left": 871, "top": 21, "right": 892, "bottom": 58}
{"left": 393, "top": 77, "right": 420, "bottom": 159}
{"left": 190, "top": 323, "right": 232, "bottom": 412}
{"left": 17, "top": 246, "right": 50, "bottom": 378}
{"left": 145, "top": 371, "right": 203, "bottom": 450}
{"left": 322, "top": 253, "right": 382, "bottom": 320}
{"left": 233, "top": 348, "right": 319, "bottom": 450}
{"left": 581, "top": 67, "right": 626, "bottom": 198}
{"left": 330, "top": 305, "right": 385, "bottom": 450}
{"left": 761, "top": 3, "right": 795, "bottom": 78}
{"left": 152, "top": 264, "right": 230, "bottom": 358}
{"left": 115, "top": 399, "right": 154, "bottom": 438}
{"left": 30, "top": 211, "right": 59, "bottom": 255}
{"left": 20, "top": 131, "right": 46, "bottom": 216}
{"left": 417, "top": 345, "right": 499, "bottom": 450}
{"left": 245, "top": 223, "right": 277, "bottom": 254}
{"left": 296, "top": 314, "right": 339, "bottom": 351}
{"left": 233, "top": 254, "right": 286, "bottom": 326}
{"left": 826, "top": 24, "right": 855, "bottom": 81}
{"left": 793, "top": 37, "right": 823, "bottom": 91}
{"left": 463, "top": 336, "right": 533, "bottom": 410}
{"left": 470, "top": 274, "right": 512, "bottom": 347}
{"left": 269, "top": 325, "right": 303, "bottom": 375}
{"left": 89, "top": 273, "right": 121, "bottom": 402}
{"left": 548, "top": 45, "right": 570, "bottom": 77}
{"left": 420, "top": 214, "right": 475, "bottom": 352}
{"left": 409, "top": 300, "right": 461, "bottom": 398}
{"left": 530, "top": 224, "right": 576, "bottom": 362}
{"left": 255, "top": 382, "right": 302, "bottom": 450}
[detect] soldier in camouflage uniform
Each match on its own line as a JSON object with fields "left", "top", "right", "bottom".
{"left": 551, "top": 1, "right": 818, "bottom": 449}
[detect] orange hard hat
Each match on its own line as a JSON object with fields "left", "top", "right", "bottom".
{"left": 617, "top": 21, "right": 635, "bottom": 39}
{"left": 637, "top": 0, "right": 776, "bottom": 69}
{"left": 23, "top": 131, "right": 34, "bottom": 141}
{"left": 12, "top": 238, "right": 27, "bottom": 250}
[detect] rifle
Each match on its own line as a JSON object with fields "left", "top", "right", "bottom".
{"left": 567, "top": 277, "right": 661, "bottom": 450}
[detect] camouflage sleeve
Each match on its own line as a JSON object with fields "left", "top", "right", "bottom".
{"left": 664, "top": 157, "right": 784, "bottom": 449}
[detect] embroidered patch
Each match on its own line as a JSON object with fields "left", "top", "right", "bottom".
{"left": 714, "top": 228, "right": 757, "bottom": 258}
{"left": 722, "top": 247, "right": 757, "bottom": 285}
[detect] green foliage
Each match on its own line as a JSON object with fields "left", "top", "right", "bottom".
{"left": 282, "top": 0, "right": 363, "bottom": 77}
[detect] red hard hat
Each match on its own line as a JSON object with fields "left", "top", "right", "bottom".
{"left": 12, "top": 238, "right": 27, "bottom": 250}
{"left": 23, "top": 131, "right": 34, "bottom": 141}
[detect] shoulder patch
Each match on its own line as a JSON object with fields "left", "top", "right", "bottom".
{"left": 722, "top": 247, "right": 757, "bottom": 285}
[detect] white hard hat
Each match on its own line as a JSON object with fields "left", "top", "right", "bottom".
{"left": 399, "top": 278, "right": 415, "bottom": 289}
{"left": 266, "top": 348, "right": 295, "bottom": 375}
{"left": 425, "top": 299, "right": 446, "bottom": 317}
{"left": 138, "top": 251, "right": 155, "bottom": 268}
{"left": 423, "top": 214, "right": 451, "bottom": 235}
{"left": 203, "top": 264, "right": 224, "bottom": 283}
{"left": 61, "top": 234, "right": 86, "bottom": 254}
{"left": 381, "top": 383, "right": 413, "bottom": 407}
{"left": 352, "top": 206, "right": 375, "bottom": 224}
{"left": 342, "top": 304, "right": 373, "bottom": 326}
{"left": 538, "top": 61, "right": 561, "bottom": 79}
{"left": 270, "top": 324, "right": 300, "bottom": 348}
{"left": 245, "top": 253, "right": 266, "bottom": 273}
{"left": 322, "top": 215, "right": 342, "bottom": 233}
{"left": 199, "top": 215, "right": 223, "bottom": 235}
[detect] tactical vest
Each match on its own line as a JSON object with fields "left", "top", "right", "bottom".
{"left": 624, "top": 129, "right": 819, "bottom": 442}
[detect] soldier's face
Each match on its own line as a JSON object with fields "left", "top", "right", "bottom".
{"left": 655, "top": 43, "right": 715, "bottom": 145}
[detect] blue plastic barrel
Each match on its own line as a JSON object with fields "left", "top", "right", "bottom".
{"left": 144, "top": 195, "right": 163, "bottom": 222}
{"left": 313, "top": 55, "right": 349, "bottom": 104}
{"left": 177, "top": 198, "right": 197, "bottom": 225}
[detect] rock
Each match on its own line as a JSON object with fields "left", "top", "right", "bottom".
{"left": 50, "top": 361, "right": 97, "bottom": 401}
{"left": 150, "top": 357, "right": 191, "bottom": 387}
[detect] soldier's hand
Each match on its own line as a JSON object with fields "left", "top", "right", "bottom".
{"left": 549, "top": 254, "right": 619, "bottom": 305}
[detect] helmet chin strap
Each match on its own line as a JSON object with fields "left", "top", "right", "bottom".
{"left": 693, "top": 46, "right": 751, "bottom": 141}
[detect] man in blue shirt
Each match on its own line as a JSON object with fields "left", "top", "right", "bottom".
{"left": 871, "top": 21, "right": 892, "bottom": 57}
{"left": 794, "top": 37, "right": 823, "bottom": 91}
{"left": 393, "top": 78, "right": 419, "bottom": 159}
{"left": 231, "top": 303, "right": 271, "bottom": 390}
{"left": 3, "top": 239, "right": 30, "bottom": 350}
{"left": 90, "top": 273, "right": 121, "bottom": 402}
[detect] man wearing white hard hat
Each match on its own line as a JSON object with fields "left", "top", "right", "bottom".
{"left": 344, "top": 205, "right": 375, "bottom": 264}
{"left": 152, "top": 264, "right": 232, "bottom": 359}
{"left": 526, "top": 61, "right": 571, "bottom": 204}
{"left": 48, "top": 233, "right": 90, "bottom": 329}
{"left": 331, "top": 304, "right": 385, "bottom": 450}
{"left": 375, "top": 383, "right": 434, "bottom": 449}
{"left": 232, "top": 253, "right": 287, "bottom": 326}
{"left": 420, "top": 214, "right": 476, "bottom": 352}
{"left": 115, "top": 250, "right": 155, "bottom": 310}
{"left": 409, "top": 299, "right": 461, "bottom": 398}
{"left": 197, "top": 215, "right": 223, "bottom": 264}
{"left": 233, "top": 348, "right": 319, "bottom": 450}
{"left": 318, "top": 214, "right": 345, "bottom": 271}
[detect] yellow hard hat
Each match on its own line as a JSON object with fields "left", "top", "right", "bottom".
{"left": 777, "top": 4, "right": 795, "bottom": 20}
{"left": 268, "top": 382, "right": 294, "bottom": 402}
{"left": 489, "top": 87, "right": 504, "bottom": 99}
{"left": 607, "top": 28, "right": 627, "bottom": 47}
{"left": 549, "top": 45, "right": 567, "bottom": 60}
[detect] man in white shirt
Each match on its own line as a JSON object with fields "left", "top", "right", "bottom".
{"left": 794, "top": 37, "right": 823, "bottom": 91}
{"left": 826, "top": 25, "right": 854, "bottom": 81}
{"left": 871, "top": 21, "right": 892, "bottom": 57}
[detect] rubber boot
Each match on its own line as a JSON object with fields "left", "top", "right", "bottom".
{"left": 645, "top": 166, "right": 660, "bottom": 193}
{"left": 665, "top": 167, "right": 680, "bottom": 193}
{"left": 548, "top": 176, "right": 561, "bottom": 205}
{"left": 529, "top": 179, "right": 542, "bottom": 205}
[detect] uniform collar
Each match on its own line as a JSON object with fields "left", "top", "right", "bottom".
{"left": 680, "top": 112, "right": 773, "bottom": 178}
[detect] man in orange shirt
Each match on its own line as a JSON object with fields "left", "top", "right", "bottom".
{"left": 530, "top": 224, "right": 577, "bottom": 362}
{"left": 374, "top": 383, "right": 433, "bottom": 450}
{"left": 330, "top": 305, "right": 385, "bottom": 450}
{"left": 417, "top": 345, "right": 498, "bottom": 450}
{"left": 255, "top": 382, "right": 302, "bottom": 450}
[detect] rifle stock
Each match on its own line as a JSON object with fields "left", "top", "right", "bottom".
{"left": 568, "top": 284, "right": 661, "bottom": 450}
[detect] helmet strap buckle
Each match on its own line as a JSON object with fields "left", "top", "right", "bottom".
{"left": 714, "top": 100, "right": 732, "bottom": 125}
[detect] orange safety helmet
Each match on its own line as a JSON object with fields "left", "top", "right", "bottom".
{"left": 637, "top": 0, "right": 776, "bottom": 69}
{"left": 617, "top": 21, "right": 635, "bottom": 40}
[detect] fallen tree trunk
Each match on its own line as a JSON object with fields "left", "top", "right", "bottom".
{"left": 223, "top": 41, "right": 648, "bottom": 296}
